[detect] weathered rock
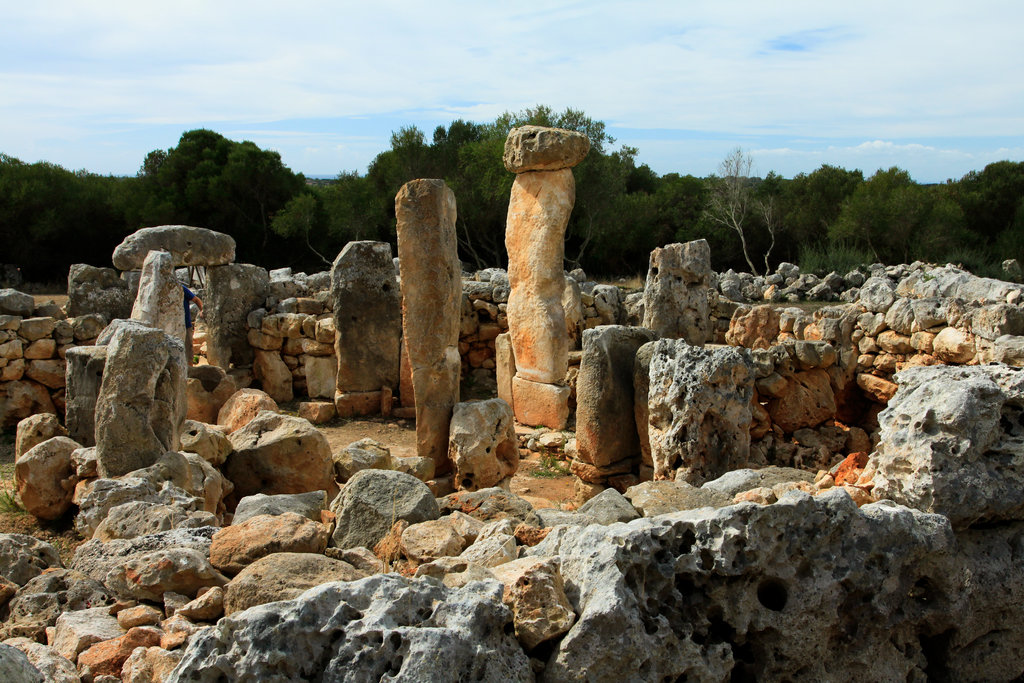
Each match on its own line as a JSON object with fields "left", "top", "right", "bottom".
{"left": 64, "top": 345, "right": 107, "bottom": 447}
{"left": 252, "top": 348, "right": 293, "bottom": 403}
{"left": 400, "top": 518, "right": 467, "bottom": 564}
{"left": 458, "top": 531, "right": 518, "bottom": 568}
{"left": 503, "top": 125, "right": 590, "bottom": 173}
{"left": 396, "top": 179, "right": 462, "bottom": 474}
{"left": 490, "top": 556, "right": 576, "bottom": 649}
{"left": 303, "top": 355, "right": 337, "bottom": 400}
{"left": 92, "top": 501, "right": 216, "bottom": 542}
{"left": 215, "top": 388, "right": 278, "bottom": 433}
{"left": 67, "top": 264, "right": 134, "bottom": 321}
{"left": 205, "top": 264, "right": 268, "bottom": 369}
{"left": 0, "top": 289, "right": 35, "bottom": 317}
{"left": 222, "top": 552, "right": 364, "bottom": 615}
{"left": 872, "top": 364, "right": 1024, "bottom": 528}
{"left": 333, "top": 437, "right": 393, "bottom": 483}
{"left": 52, "top": 606, "right": 123, "bottom": 664}
{"left": 767, "top": 369, "right": 836, "bottom": 433}
{"left": 437, "top": 487, "right": 542, "bottom": 527}
{"left": 576, "top": 487, "right": 641, "bottom": 524}
{"left": 511, "top": 376, "right": 571, "bottom": 430}
{"left": 644, "top": 339, "right": 754, "bottom": 483}
{"left": 77, "top": 625, "right": 162, "bottom": 680}
{"left": 505, "top": 168, "right": 574, "bottom": 385}
{"left": 0, "top": 643, "right": 44, "bottom": 682}
{"left": 576, "top": 325, "right": 657, "bottom": 469}
{"left": 859, "top": 276, "right": 897, "bottom": 313}
{"left": 701, "top": 466, "right": 816, "bottom": 497}
{"left": 0, "top": 534, "right": 61, "bottom": 586}
{"left": 130, "top": 250, "right": 186, "bottom": 340}
{"left": 178, "top": 420, "right": 231, "bottom": 466}
{"left": 623, "top": 480, "right": 732, "bottom": 516}
{"left": 14, "top": 436, "right": 79, "bottom": 520}
{"left": 14, "top": 413, "right": 67, "bottom": 459}
{"left": 448, "top": 398, "right": 519, "bottom": 491}
{"left": 532, "top": 490, "right": 962, "bottom": 682}
{"left": 175, "top": 585, "right": 224, "bottom": 622}
{"left": 168, "top": 574, "right": 530, "bottom": 681}
{"left": 125, "top": 450, "right": 230, "bottom": 519}
{"left": 73, "top": 475, "right": 202, "bottom": 539}
{"left": 121, "top": 645, "right": 182, "bottom": 683}
{"left": 0, "top": 569, "right": 110, "bottom": 642}
{"left": 331, "top": 241, "right": 401, "bottom": 395}
{"left": 94, "top": 323, "right": 187, "bottom": 477}
{"left": 112, "top": 226, "right": 235, "bottom": 270}
{"left": 856, "top": 372, "right": 899, "bottom": 403}
{"left": 209, "top": 512, "right": 331, "bottom": 575}
{"left": 232, "top": 490, "right": 328, "bottom": 525}
{"left": 642, "top": 240, "right": 712, "bottom": 343}
{"left": 185, "top": 364, "right": 236, "bottom": 424}
{"left": 0, "top": 638, "right": 78, "bottom": 683}
{"left": 104, "top": 546, "right": 228, "bottom": 602}
{"left": 330, "top": 469, "right": 439, "bottom": 550}
{"left": 725, "top": 305, "right": 781, "bottom": 349}
{"left": 0, "top": 380, "right": 56, "bottom": 427}
{"left": 224, "top": 410, "right": 335, "bottom": 505}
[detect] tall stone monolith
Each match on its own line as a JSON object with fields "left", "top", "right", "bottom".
{"left": 642, "top": 240, "right": 712, "bottom": 344}
{"left": 130, "top": 250, "right": 185, "bottom": 341}
{"left": 395, "top": 179, "right": 461, "bottom": 474}
{"left": 93, "top": 322, "right": 188, "bottom": 478}
{"left": 504, "top": 126, "right": 590, "bottom": 429}
{"left": 205, "top": 264, "right": 269, "bottom": 369}
{"left": 331, "top": 241, "right": 401, "bottom": 416}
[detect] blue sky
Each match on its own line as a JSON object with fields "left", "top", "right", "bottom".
{"left": 2, "top": 1, "right": 1022, "bottom": 183}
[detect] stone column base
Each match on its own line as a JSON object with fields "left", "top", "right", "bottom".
{"left": 334, "top": 390, "right": 382, "bottom": 418}
{"left": 511, "top": 376, "right": 569, "bottom": 430}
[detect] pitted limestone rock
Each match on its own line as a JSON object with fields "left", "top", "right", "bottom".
{"left": 642, "top": 240, "right": 712, "bottom": 344}
{"left": 112, "top": 225, "right": 235, "bottom": 271}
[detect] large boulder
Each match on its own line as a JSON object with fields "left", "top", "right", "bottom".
{"left": 185, "top": 364, "right": 236, "bottom": 424}
{"left": 64, "top": 345, "right": 108, "bottom": 447}
{"left": 642, "top": 339, "right": 754, "bottom": 483}
{"left": 231, "top": 490, "right": 328, "bottom": 525}
{"left": 14, "top": 412, "right": 67, "bottom": 459}
{"left": 205, "top": 263, "right": 268, "bottom": 369}
{"left": 224, "top": 411, "right": 335, "bottom": 505}
{"left": 503, "top": 125, "right": 590, "bottom": 172}
{"left": 0, "top": 644, "right": 43, "bottom": 682}
{"left": 93, "top": 322, "right": 187, "bottom": 477}
{"left": 872, "top": 364, "right": 1024, "bottom": 528}
{"left": 330, "top": 469, "right": 440, "bottom": 550}
{"left": 222, "top": 552, "right": 364, "bottom": 615}
{"left": 0, "top": 289, "right": 35, "bottom": 317}
{"left": 448, "top": 398, "right": 519, "bottom": 491}
{"left": 67, "top": 264, "right": 134, "bottom": 320}
{"left": 216, "top": 388, "right": 278, "bottom": 433}
{"left": 209, "top": 512, "right": 331, "bottom": 575}
{"left": 111, "top": 225, "right": 235, "bottom": 271}
{"left": 14, "top": 436, "right": 79, "bottom": 520}
{"left": 168, "top": 574, "right": 530, "bottom": 681}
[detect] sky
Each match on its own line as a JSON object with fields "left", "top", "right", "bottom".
{"left": 2, "top": 1, "right": 1022, "bottom": 183}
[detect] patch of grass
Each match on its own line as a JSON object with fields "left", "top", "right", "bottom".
{"left": 532, "top": 453, "right": 570, "bottom": 479}
{"left": 0, "top": 489, "right": 25, "bottom": 514}
{"left": 797, "top": 242, "right": 873, "bottom": 276}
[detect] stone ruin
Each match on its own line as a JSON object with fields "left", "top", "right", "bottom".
{"left": 3, "top": 128, "right": 1024, "bottom": 680}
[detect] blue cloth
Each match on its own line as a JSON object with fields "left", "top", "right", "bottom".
{"left": 182, "top": 284, "right": 196, "bottom": 329}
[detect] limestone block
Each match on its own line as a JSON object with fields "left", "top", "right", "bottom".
{"left": 18, "top": 316, "right": 56, "bottom": 341}
{"left": 490, "top": 556, "right": 576, "bottom": 649}
{"left": 222, "top": 553, "right": 365, "bottom": 616}
{"left": 94, "top": 323, "right": 187, "bottom": 478}
{"left": 130, "top": 250, "right": 186, "bottom": 341}
{"left": 933, "top": 326, "right": 976, "bottom": 363}
{"left": 872, "top": 364, "right": 1024, "bottom": 528}
{"left": 400, "top": 518, "right": 467, "bottom": 564}
{"left": 576, "top": 325, "right": 656, "bottom": 468}
{"left": 205, "top": 264, "right": 268, "bottom": 369}
{"left": 14, "top": 412, "right": 67, "bottom": 459}
{"left": 224, "top": 411, "right": 335, "bottom": 505}
{"left": 448, "top": 398, "right": 519, "bottom": 491}
{"left": 63, "top": 345, "right": 107, "bottom": 446}
{"left": 0, "top": 533, "right": 62, "bottom": 587}
{"left": 209, "top": 512, "right": 331, "bottom": 575}
{"left": 52, "top": 607, "right": 123, "bottom": 664}
{"left": 252, "top": 349, "right": 293, "bottom": 403}
{"left": 332, "top": 437, "right": 393, "bottom": 482}
{"left": 216, "top": 388, "right": 278, "bottom": 433}
{"left": 505, "top": 169, "right": 574, "bottom": 383}
{"left": 297, "top": 400, "right": 336, "bottom": 423}
{"left": 0, "top": 289, "right": 35, "bottom": 317}
{"left": 766, "top": 369, "right": 836, "bottom": 433}
{"left": 331, "top": 241, "right": 401, "bottom": 394}
{"left": 642, "top": 240, "right": 712, "bottom": 343}
{"left": 334, "top": 390, "right": 384, "bottom": 417}
{"left": 179, "top": 420, "right": 232, "bottom": 466}
{"left": 112, "top": 225, "right": 235, "bottom": 270}
{"left": 67, "top": 264, "right": 133, "bottom": 320}
{"left": 14, "top": 436, "right": 79, "bottom": 520}
{"left": 396, "top": 179, "right": 462, "bottom": 473}
{"left": 24, "top": 359, "right": 63, "bottom": 388}
{"left": 330, "top": 469, "right": 440, "bottom": 550}
{"left": 495, "top": 333, "right": 515, "bottom": 407}
{"left": 232, "top": 490, "right": 328, "bottom": 525}
{"left": 645, "top": 339, "right": 754, "bottom": 483}
{"left": 725, "top": 305, "right": 781, "bottom": 349}
{"left": 503, "top": 125, "right": 590, "bottom": 173}
{"left": 511, "top": 376, "right": 570, "bottom": 430}
{"left": 0, "top": 380, "right": 56, "bottom": 428}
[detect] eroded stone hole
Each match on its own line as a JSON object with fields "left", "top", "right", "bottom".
{"left": 757, "top": 578, "right": 788, "bottom": 611}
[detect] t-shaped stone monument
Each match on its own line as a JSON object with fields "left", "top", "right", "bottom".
{"left": 503, "top": 125, "right": 589, "bottom": 429}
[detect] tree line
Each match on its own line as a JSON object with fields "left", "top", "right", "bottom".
{"left": 2, "top": 106, "right": 1022, "bottom": 283}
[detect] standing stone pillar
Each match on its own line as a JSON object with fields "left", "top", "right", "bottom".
{"left": 206, "top": 264, "right": 269, "bottom": 369}
{"left": 64, "top": 346, "right": 108, "bottom": 447}
{"left": 642, "top": 239, "right": 712, "bottom": 345}
{"left": 504, "top": 126, "right": 590, "bottom": 429}
{"left": 331, "top": 241, "right": 401, "bottom": 416}
{"left": 395, "top": 179, "right": 461, "bottom": 474}
{"left": 130, "top": 250, "right": 185, "bottom": 342}
{"left": 93, "top": 323, "right": 188, "bottom": 478}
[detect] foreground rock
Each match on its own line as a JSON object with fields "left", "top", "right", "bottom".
{"left": 330, "top": 469, "right": 439, "bottom": 550}
{"left": 168, "top": 574, "right": 531, "bottom": 681}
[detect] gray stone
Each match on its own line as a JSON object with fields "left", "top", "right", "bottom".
{"left": 330, "top": 469, "right": 440, "bottom": 550}
{"left": 644, "top": 339, "right": 754, "bottom": 483}
{"left": 859, "top": 276, "right": 897, "bottom": 313}
{"left": 624, "top": 480, "right": 733, "bottom": 516}
{"left": 0, "top": 638, "right": 79, "bottom": 683}
{"left": 206, "top": 263, "right": 269, "bottom": 370}
{"left": 332, "top": 438, "right": 393, "bottom": 483}
{"left": 642, "top": 240, "right": 712, "bottom": 343}
{"left": 0, "top": 643, "right": 43, "bottom": 682}
{"left": 52, "top": 606, "right": 124, "bottom": 663}
{"left": 13, "top": 412, "right": 66, "bottom": 460}
{"left": 448, "top": 398, "right": 519, "bottom": 491}
{"left": 0, "top": 534, "right": 62, "bottom": 587}
{"left": 93, "top": 324, "right": 187, "bottom": 477}
{"left": 232, "top": 490, "right": 328, "bottom": 525}
{"left": 576, "top": 325, "right": 656, "bottom": 470}
{"left": 577, "top": 488, "right": 640, "bottom": 525}
{"left": 92, "top": 501, "right": 216, "bottom": 541}
{"left": 396, "top": 179, "right": 462, "bottom": 473}
{"left": 74, "top": 476, "right": 202, "bottom": 539}
{"left": 130, "top": 250, "right": 185, "bottom": 340}
{"left": 168, "top": 574, "right": 530, "bottom": 682}
{"left": 0, "top": 289, "right": 35, "bottom": 317}
{"left": 701, "top": 466, "right": 816, "bottom": 498}
{"left": 0, "top": 568, "right": 111, "bottom": 641}
{"left": 872, "top": 364, "right": 1024, "bottom": 528}
{"left": 112, "top": 225, "right": 235, "bottom": 270}
{"left": 331, "top": 241, "right": 401, "bottom": 394}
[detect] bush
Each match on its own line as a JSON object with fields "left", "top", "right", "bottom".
{"left": 797, "top": 242, "right": 874, "bottom": 275}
